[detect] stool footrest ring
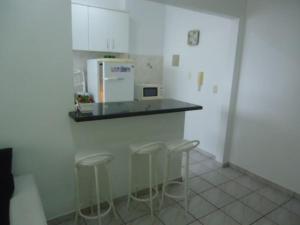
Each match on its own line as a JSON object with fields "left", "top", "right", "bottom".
{"left": 164, "top": 180, "right": 186, "bottom": 200}
{"left": 129, "top": 189, "right": 159, "bottom": 202}
{"left": 79, "top": 203, "right": 113, "bottom": 220}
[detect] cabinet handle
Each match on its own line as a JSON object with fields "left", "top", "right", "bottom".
{"left": 107, "top": 39, "right": 109, "bottom": 50}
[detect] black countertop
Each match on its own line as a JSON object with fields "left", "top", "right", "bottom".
{"left": 69, "top": 99, "right": 203, "bottom": 122}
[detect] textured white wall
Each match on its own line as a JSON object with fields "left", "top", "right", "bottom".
{"left": 163, "top": 6, "right": 239, "bottom": 162}
{"left": 230, "top": 0, "right": 300, "bottom": 193}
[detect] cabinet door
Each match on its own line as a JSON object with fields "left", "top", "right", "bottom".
{"left": 108, "top": 11, "right": 129, "bottom": 53}
{"left": 71, "top": 4, "right": 89, "bottom": 50}
{"left": 88, "top": 7, "right": 110, "bottom": 52}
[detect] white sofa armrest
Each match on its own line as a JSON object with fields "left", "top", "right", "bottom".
{"left": 10, "top": 175, "right": 47, "bottom": 225}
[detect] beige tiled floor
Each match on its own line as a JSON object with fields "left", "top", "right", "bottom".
{"left": 54, "top": 151, "right": 300, "bottom": 225}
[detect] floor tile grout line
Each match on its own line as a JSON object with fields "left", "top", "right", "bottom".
{"left": 247, "top": 197, "right": 293, "bottom": 225}
{"left": 194, "top": 200, "right": 243, "bottom": 225}
{"left": 280, "top": 197, "right": 300, "bottom": 218}
{"left": 215, "top": 183, "right": 256, "bottom": 201}
{"left": 168, "top": 190, "right": 221, "bottom": 222}
{"left": 205, "top": 166, "right": 300, "bottom": 220}
{"left": 117, "top": 201, "right": 151, "bottom": 224}
{"left": 172, "top": 196, "right": 206, "bottom": 222}
{"left": 219, "top": 191, "right": 287, "bottom": 225}
{"left": 218, "top": 192, "right": 274, "bottom": 225}
{"left": 184, "top": 188, "right": 244, "bottom": 225}
{"left": 251, "top": 189, "right": 291, "bottom": 206}
{"left": 153, "top": 197, "right": 198, "bottom": 225}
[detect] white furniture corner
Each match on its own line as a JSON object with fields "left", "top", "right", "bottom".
{"left": 10, "top": 175, "right": 47, "bottom": 225}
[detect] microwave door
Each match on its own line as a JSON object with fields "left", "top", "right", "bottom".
{"left": 103, "top": 63, "right": 134, "bottom": 102}
{"left": 144, "top": 87, "right": 158, "bottom": 97}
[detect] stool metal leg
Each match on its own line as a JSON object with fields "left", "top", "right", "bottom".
{"left": 149, "top": 153, "right": 153, "bottom": 218}
{"left": 90, "top": 173, "right": 95, "bottom": 215}
{"left": 106, "top": 164, "right": 118, "bottom": 218}
{"left": 154, "top": 154, "right": 159, "bottom": 198}
{"left": 74, "top": 167, "right": 80, "bottom": 225}
{"left": 94, "top": 166, "right": 102, "bottom": 225}
{"left": 160, "top": 154, "right": 169, "bottom": 210}
{"left": 184, "top": 151, "right": 190, "bottom": 215}
{"left": 127, "top": 153, "right": 132, "bottom": 209}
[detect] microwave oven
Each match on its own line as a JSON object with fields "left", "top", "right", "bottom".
{"left": 135, "top": 84, "right": 162, "bottom": 100}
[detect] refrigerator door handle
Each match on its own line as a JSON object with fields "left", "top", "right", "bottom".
{"left": 103, "top": 77, "right": 125, "bottom": 81}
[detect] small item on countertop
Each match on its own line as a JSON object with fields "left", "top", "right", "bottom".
{"left": 75, "top": 94, "right": 94, "bottom": 104}
{"left": 74, "top": 93, "right": 94, "bottom": 113}
{"left": 104, "top": 55, "right": 116, "bottom": 58}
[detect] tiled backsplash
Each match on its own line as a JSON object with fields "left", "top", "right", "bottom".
{"left": 72, "top": 51, "right": 164, "bottom": 92}
{"left": 130, "top": 54, "right": 163, "bottom": 85}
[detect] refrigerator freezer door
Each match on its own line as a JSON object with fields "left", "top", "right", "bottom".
{"left": 102, "top": 63, "right": 134, "bottom": 102}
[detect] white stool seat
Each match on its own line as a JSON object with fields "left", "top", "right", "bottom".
{"left": 166, "top": 139, "right": 197, "bottom": 153}
{"left": 75, "top": 152, "right": 113, "bottom": 167}
{"left": 129, "top": 142, "right": 164, "bottom": 154}
{"left": 74, "top": 152, "right": 116, "bottom": 225}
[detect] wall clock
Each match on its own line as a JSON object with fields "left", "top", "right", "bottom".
{"left": 188, "top": 30, "right": 200, "bottom": 46}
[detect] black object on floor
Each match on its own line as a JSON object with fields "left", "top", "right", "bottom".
{"left": 0, "top": 148, "right": 15, "bottom": 225}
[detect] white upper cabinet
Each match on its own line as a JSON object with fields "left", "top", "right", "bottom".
{"left": 89, "top": 7, "right": 129, "bottom": 53}
{"left": 106, "top": 10, "right": 129, "bottom": 53}
{"left": 71, "top": 3, "right": 129, "bottom": 53}
{"left": 71, "top": 4, "right": 89, "bottom": 51}
{"left": 88, "top": 7, "right": 110, "bottom": 52}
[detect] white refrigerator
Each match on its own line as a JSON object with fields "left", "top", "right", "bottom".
{"left": 87, "top": 58, "right": 135, "bottom": 103}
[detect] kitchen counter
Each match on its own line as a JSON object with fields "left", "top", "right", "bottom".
{"left": 69, "top": 99, "right": 203, "bottom": 200}
{"left": 69, "top": 99, "right": 203, "bottom": 122}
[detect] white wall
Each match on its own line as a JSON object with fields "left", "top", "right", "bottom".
{"left": 163, "top": 6, "right": 239, "bottom": 162}
{"left": 126, "top": 0, "right": 166, "bottom": 85}
{"left": 230, "top": 0, "right": 300, "bottom": 193}
{"left": 0, "top": 0, "right": 74, "bottom": 219}
{"left": 72, "top": 0, "right": 126, "bottom": 10}
{"left": 127, "top": 0, "right": 165, "bottom": 55}
{"left": 149, "top": 0, "right": 246, "bottom": 18}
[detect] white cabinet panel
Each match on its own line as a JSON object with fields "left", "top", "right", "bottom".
{"left": 88, "top": 7, "right": 129, "bottom": 53}
{"left": 71, "top": 4, "right": 89, "bottom": 50}
{"left": 107, "top": 11, "right": 129, "bottom": 53}
{"left": 88, "top": 7, "right": 111, "bottom": 52}
{"left": 72, "top": 4, "right": 129, "bottom": 53}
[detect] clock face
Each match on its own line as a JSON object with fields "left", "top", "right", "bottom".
{"left": 188, "top": 30, "right": 200, "bottom": 46}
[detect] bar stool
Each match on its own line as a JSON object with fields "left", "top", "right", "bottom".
{"left": 127, "top": 142, "right": 165, "bottom": 217}
{"left": 160, "top": 140, "right": 200, "bottom": 214}
{"left": 74, "top": 152, "right": 116, "bottom": 225}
